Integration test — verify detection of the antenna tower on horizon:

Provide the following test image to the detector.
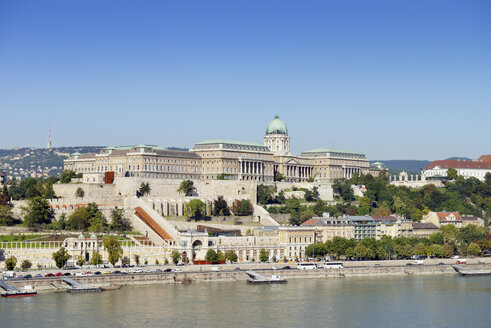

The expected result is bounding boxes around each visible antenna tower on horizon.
[47,121,52,149]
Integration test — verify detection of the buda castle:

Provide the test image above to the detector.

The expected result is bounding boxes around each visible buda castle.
[64,116,379,184]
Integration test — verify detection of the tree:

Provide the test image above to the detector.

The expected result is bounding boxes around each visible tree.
[232,199,253,216]
[468,242,481,256]
[67,207,91,231]
[429,232,444,245]
[439,225,459,244]
[103,238,123,266]
[139,182,151,196]
[177,180,195,196]
[21,259,32,271]
[430,244,444,258]
[44,181,56,199]
[313,199,327,216]
[133,254,140,266]
[109,208,132,232]
[90,251,103,266]
[0,205,18,226]
[304,187,320,202]
[23,197,52,227]
[52,247,71,269]
[185,199,207,220]
[122,256,130,267]
[332,178,355,202]
[213,196,230,216]
[225,250,238,263]
[458,225,486,245]
[205,249,219,264]
[75,187,85,198]
[259,248,269,262]
[5,256,17,270]
[217,251,226,263]
[274,171,285,182]
[60,170,77,184]
[77,255,86,267]
[447,168,458,180]
[171,250,181,265]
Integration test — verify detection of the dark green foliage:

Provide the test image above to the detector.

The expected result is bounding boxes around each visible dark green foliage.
[23,196,52,227]
[274,171,285,182]
[205,249,219,264]
[109,208,132,232]
[5,256,17,270]
[66,203,107,232]
[75,187,85,198]
[138,182,151,196]
[259,248,269,262]
[213,196,230,216]
[177,180,195,196]
[332,178,355,202]
[304,187,320,202]
[60,170,77,184]
[171,250,181,265]
[52,247,71,268]
[232,199,253,216]
[185,199,207,220]
[0,205,19,226]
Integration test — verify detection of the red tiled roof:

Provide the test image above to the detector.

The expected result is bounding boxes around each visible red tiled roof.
[423,160,491,170]
[301,218,321,226]
[478,155,491,162]
[436,212,462,222]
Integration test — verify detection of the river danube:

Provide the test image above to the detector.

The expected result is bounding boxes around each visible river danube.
[1,275,489,328]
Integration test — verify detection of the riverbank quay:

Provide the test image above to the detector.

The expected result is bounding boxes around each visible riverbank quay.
[4,260,490,293]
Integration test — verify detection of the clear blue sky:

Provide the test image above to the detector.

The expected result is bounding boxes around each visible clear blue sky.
[1,0,490,160]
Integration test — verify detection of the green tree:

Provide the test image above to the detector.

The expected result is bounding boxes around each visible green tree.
[103,238,123,267]
[332,178,355,202]
[185,199,207,220]
[439,225,459,244]
[306,243,329,258]
[0,205,18,226]
[133,254,140,266]
[77,255,86,267]
[429,232,444,245]
[468,242,481,256]
[458,225,486,245]
[109,208,132,232]
[213,196,230,216]
[21,259,32,271]
[217,251,226,262]
[60,170,77,184]
[138,182,151,196]
[67,207,91,231]
[447,168,458,180]
[52,247,71,269]
[312,199,327,216]
[44,181,56,199]
[430,244,444,258]
[121,256,130,267]
[232,199,253,216]
[225,250,238,263]
[257,184,274,205]
[171,250,181,265]
[205,249,219,264]
[90,251,103,266]
[177,180,195,196]
[23,196,52,227]
[259,248,269,262]
[5,256,17,270]
[75,187,85,198]
[274,171,285,182]
[304,187,320,202]
[443,243,455,258]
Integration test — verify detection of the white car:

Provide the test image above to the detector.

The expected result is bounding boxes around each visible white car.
[171,268,182,272]
[75,272,83,277]
[133,268,143,273]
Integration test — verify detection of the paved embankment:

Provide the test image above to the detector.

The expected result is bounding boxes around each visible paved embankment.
[6,261,490,293]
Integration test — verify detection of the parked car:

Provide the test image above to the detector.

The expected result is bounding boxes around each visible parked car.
[103,271,113,274]
[282,266,292,270]
[83,272,94,276]
[155,269,163,273]
[75,272,84,277]
[94,271,102,275]
[133,268,143,273]
[438,262,445,266]
[23,274,33,279]
[172,268,182,272]
[34,274,43,278]
[55,272,63,276]
[234,267,241,271]
[63,272,71,276]
[121,271,128,275]
[163,268,172,272]
[45,273,54,277]
[374,264,381,267]
[456,259,467,264]
[113,270,121,274]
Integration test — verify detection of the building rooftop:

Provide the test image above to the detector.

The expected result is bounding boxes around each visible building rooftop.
[301,148,365,156]
[412,222,438,229]
[266,115,288,135]
[423,160,491,170]
[194,139,266,148]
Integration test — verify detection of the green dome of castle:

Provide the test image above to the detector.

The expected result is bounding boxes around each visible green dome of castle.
[266,115,288,135]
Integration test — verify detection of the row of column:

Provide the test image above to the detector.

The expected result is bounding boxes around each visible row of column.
[285,166,313,180]
[344,167,361,179]
[240,161,265,176]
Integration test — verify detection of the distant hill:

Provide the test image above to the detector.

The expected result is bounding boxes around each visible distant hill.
[445,157,473,161]
[373,160,432,174]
